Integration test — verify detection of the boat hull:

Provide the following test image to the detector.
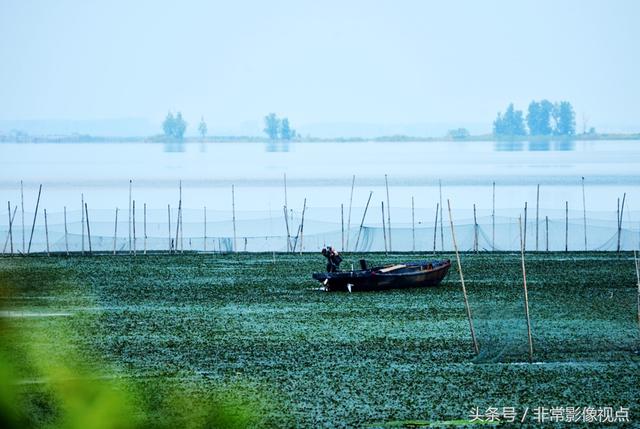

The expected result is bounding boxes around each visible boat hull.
[312,259,451,292]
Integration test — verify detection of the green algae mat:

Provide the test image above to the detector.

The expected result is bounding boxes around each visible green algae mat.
[1,252,639,427]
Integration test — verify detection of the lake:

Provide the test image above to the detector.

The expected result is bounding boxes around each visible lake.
[1,140,639,252]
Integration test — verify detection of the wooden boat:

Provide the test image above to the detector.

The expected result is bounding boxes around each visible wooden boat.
[312,259,451,292]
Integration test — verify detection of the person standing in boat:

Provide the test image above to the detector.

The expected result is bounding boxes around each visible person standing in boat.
[321,246,342,272]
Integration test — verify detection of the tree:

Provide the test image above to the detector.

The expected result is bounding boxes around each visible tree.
[447,128,470,139]
[162,111,187,140]
[163,112,175,137]
[198,117,207,139]
[280,118,295,140]
[553,101,576,136]
[493,103,526,136]
[263,113,281,140]
[527,99,553,135]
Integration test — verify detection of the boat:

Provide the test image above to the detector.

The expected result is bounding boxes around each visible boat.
[312,259,451,292]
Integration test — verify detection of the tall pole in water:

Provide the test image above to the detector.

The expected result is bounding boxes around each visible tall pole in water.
[447,199,479,355]
[27,184,42,254]
[385,174,392,252]
[411,196,415,252]
[81,193,85,255]
[519,216,534,363]
[346,175,355,251]
[582,177,587,251]
[128,180,132,254]
[340,204,344,252]
[432,203,439,254]
[535,184,540,251]
[492,181,495,251]
[381,201,387,254]
[63,206,69,255]
[439,180,444,251]
[232,185,237,252]
[354,191,373,252]
[20,180,25,253]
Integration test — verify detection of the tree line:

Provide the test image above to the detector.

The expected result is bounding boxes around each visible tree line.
[493,100,576,136]
[161,111,297,141]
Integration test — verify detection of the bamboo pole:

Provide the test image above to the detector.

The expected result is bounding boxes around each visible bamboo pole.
[167,204,172,252]
[582,177,587,251]
[354,191,373,252]
[518,216,534,363]
[21,181,25,253]
[232,185,237,252]
[635,250,640,329]
[85,203,92,254]
[340,204,344,252]
[616,198,620,252]
[439,180,444,251]
[133,200,137,255]
[3,204,17,255]
[536,184,540,252]
[179,180,183,253]
[385,174,392,251]
[432,203,439,255]
[203,206,207,252]
[81,193,85,255]
[565,201,569,252]
[473,203,478,253]
[346,175,355,251]
[143,203,147,255]
[44,209,50,256]
[299,198,307,255]
[447,199,479,355]
[381,201,387,255]
[523,201,528,252]
[492,181,495,251]
[6,201,13,255]
[128,180,132,254]
[64,206,69,255]
[283,206,291,252]
[175,199,181,254]
[618,193,626,252]
[545,215,549,252]
[27,184,42,254]
[411,196,415,252]
[113,207,119,255]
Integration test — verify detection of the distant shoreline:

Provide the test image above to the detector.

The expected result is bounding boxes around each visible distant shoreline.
[0,132,639,144]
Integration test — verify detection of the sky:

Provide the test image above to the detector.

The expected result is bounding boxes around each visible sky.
[0,0,638,136]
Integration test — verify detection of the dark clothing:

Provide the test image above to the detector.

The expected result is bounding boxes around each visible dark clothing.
[322,248,342,272]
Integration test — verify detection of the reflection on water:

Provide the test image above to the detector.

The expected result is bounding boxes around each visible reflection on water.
[529,140,550,151]
[163,141,186,153]
[265,140,291,152]
[494,139,575,152]
[495,141,524,151]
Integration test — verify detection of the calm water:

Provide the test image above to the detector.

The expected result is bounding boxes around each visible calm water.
[1,140,638,216]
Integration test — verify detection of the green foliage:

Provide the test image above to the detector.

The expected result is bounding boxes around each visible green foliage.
[197,117,207,139]
[263,114,295,140]
[493,103,526,136]
[553,101,576,135]
[279,118,294,140]
[263,113,280,140]
[162,111,187,140]
[526,100,554,135]
[447,128,470,139]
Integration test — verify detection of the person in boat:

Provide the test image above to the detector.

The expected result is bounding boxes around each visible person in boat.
[321,246,342,272]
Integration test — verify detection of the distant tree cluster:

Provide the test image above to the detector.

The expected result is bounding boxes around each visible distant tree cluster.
[494,100,576,136]
[263,113,296,140]
[162,112,187,140]
[447,128,470,139]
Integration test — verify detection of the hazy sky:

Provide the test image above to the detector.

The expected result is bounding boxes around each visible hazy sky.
[0,0,638,135]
